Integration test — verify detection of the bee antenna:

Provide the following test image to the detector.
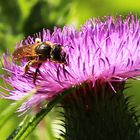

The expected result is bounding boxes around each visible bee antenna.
[65,45,74,49]
[70,45,74,49]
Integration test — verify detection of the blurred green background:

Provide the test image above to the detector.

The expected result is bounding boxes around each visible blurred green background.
[1,0,140,139]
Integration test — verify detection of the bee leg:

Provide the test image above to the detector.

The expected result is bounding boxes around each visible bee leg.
[23,60,41,84]
[33,63,42,84]
[62,64,67,78]
[23,60,33,74]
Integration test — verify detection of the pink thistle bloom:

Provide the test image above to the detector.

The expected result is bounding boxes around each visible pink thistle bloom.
[1,15,140,113]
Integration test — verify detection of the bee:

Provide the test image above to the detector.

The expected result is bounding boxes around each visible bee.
[12,38,68,84]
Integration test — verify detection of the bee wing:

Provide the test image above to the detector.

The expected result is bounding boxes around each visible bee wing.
[12,44,38,61]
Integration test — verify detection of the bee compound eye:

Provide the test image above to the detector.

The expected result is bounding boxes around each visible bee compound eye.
[53,45,62,53]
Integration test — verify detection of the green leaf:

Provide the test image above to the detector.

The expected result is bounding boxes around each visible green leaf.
[0,89,36,128]
[7,87,75,140]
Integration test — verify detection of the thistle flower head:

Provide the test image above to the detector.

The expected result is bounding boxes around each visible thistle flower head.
[2,15,140,112]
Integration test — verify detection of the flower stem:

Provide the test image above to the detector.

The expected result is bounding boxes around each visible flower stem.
[7,87,76,140]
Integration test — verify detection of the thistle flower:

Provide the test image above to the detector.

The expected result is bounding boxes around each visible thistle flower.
[1,15,140,139]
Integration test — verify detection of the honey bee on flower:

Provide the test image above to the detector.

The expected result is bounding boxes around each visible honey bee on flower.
[12,38,68,84]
